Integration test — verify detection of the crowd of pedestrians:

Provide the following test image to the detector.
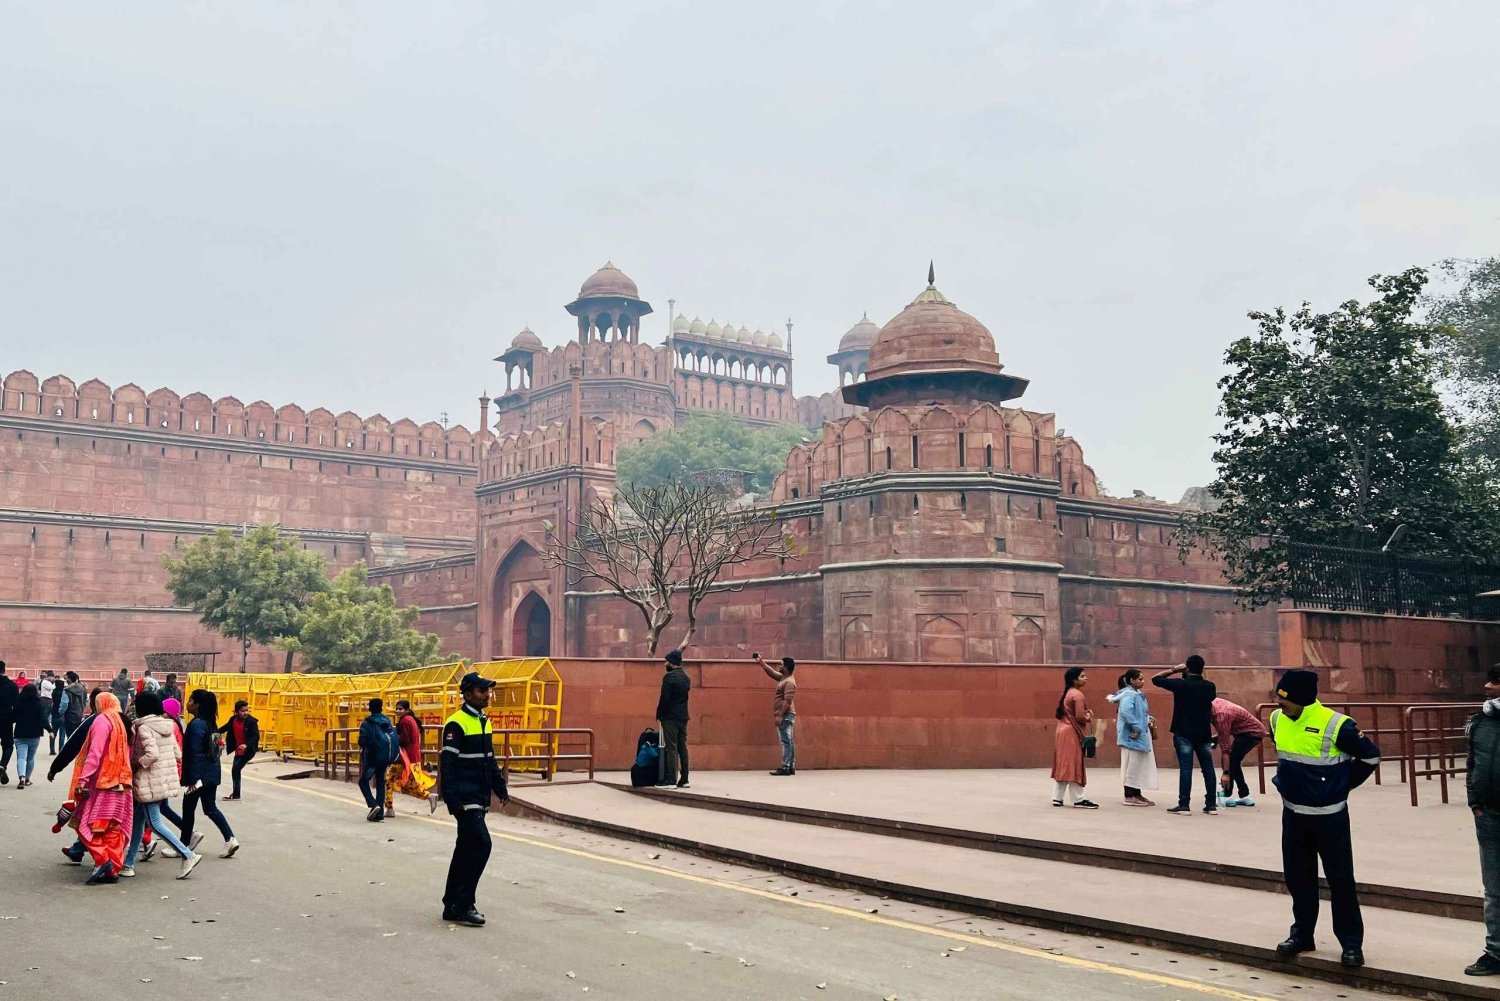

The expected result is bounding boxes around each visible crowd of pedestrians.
[1,663,247,885]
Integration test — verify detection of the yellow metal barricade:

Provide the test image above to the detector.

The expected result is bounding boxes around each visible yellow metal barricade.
[181,659,560,767]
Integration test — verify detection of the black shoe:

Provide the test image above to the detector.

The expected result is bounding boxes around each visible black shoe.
[1466,953,1500,976]
[1073,799,1100,809]
[1276,937,1315,958]
[770,767,792,776]
[442,906,485,926]
[1340,948,1364,968]
[366,805,382,822]
[0,766,8,785]
[1202,808,1219,816]
[85,863,116,885]
[1166,805,1192,815]
[676,780,690,789]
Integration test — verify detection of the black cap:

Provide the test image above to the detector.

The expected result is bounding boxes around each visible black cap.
[459,671,497,691]
[1275,669,1319,706]
[664,650,682,666]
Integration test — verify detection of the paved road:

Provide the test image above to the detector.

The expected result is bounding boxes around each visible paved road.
[0,765,1399,1001]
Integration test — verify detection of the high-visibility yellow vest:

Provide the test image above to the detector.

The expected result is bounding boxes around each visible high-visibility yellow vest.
[1270,700,1354,814]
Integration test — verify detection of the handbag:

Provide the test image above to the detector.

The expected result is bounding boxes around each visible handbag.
[1147,717,1158,740]
[1082,735,1097,759]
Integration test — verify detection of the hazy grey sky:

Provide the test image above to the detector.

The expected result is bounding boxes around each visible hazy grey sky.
[3,3,1497,498]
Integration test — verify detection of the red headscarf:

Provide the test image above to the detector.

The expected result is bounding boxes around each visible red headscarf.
[73,692,132,791]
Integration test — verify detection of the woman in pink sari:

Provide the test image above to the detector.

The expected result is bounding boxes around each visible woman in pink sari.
[72,691,134,884]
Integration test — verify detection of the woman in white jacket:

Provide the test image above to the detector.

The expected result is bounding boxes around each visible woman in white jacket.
[122,692,201,879]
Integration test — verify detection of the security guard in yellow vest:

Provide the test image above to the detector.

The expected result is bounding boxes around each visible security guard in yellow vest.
[1270,669,1380,968]
[438,671,509,926]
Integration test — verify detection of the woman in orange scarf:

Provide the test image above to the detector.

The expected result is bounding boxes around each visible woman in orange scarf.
[72,692,134,884]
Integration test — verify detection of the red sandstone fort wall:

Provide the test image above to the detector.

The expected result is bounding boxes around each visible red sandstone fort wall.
[1279,608,1500,698]
[555,658,1300,771]
[0,370,478,673]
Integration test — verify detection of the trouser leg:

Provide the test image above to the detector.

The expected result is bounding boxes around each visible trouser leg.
[231,753,253,797]
[778,716,795,769]
[359,765,378,808]
[1282,809,1321,944]
[145,802,193,856]
[1194,741,1217,809]
[661,721,681,784]
[125,802,147,867]
[1478,812,1500,959]
[443,810,492,910]
[198,783,234,841]
[180,788,201,842]
[1173,736,1192,808]
[1228,735,1259,797]
[0,721,13,770]
[1317,808,1363,950]
[676,722,690,781]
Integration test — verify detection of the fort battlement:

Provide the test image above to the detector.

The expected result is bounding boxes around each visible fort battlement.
[1,370,475,466]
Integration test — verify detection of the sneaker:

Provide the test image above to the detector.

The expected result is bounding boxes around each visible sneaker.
[1238,796,1256,807]
[221,837,240,858]
[1465,953,1500,976]
[1123,797,1150,807]
[177,854,203,880]
[1073,799,1100,809]
[60,847,83,865]
[367,805,382,822]
[188,833,205,853]
[1223,798,1240,807]
[770,767,792,776]
[224,794,240,801]
[1203,808,1220,816]
[118,866,136,878]
[160,846,181,859]
[140,841,158,862]
[1166,805,1193,815]
[676,781,691,789]
[0,765,8,785]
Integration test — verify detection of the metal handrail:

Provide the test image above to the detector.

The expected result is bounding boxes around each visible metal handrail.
[1403,703,1481,807]
[322,724,594,784]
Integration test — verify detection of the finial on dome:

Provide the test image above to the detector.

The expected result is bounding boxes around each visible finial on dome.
[928,261,935,286]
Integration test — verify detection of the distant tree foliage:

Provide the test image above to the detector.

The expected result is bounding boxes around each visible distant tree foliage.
[1428,256,1500,479]
[278,562,442,674]
[163,525,330,673]
[1182,268,1500,607]
[615,413,809,494]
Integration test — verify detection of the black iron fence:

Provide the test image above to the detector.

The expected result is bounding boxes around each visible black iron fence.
[1287,542,1500,619]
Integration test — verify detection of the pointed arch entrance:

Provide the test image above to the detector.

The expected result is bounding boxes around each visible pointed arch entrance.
[491,540,551,657]
[513,591,552,656]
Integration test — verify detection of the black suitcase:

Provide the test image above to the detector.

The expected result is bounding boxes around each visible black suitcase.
[630,726,661,787]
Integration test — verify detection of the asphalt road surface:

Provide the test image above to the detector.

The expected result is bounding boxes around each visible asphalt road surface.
[0,765,1400,1001]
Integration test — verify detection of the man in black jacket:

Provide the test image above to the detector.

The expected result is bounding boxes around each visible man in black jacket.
[656,650,691,789]
[1152,654,1219,815]
[0,661,16,785]
[439,672,509,927]
[1466,667,1500,977]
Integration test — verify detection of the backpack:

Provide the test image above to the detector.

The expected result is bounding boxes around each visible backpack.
[371,717,401,768]
[630,727,661,787]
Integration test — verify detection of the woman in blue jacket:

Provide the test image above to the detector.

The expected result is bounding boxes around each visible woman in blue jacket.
[179,690,239,858]
[1107,669,1158,806]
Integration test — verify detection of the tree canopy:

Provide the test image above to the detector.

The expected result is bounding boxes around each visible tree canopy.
[614,412,809,494]
[1428,256,1500,479]
[277,562,442,674]
[162,525,330,672]
[1183,268,1500,606]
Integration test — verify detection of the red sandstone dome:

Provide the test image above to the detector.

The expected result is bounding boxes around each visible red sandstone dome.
[838,313,880,352]
[577,261,640,300]
[510,327,543,351]
[844,265,1027,407]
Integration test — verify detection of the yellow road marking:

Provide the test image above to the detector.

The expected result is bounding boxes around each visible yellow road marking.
[248,775,1274,1001]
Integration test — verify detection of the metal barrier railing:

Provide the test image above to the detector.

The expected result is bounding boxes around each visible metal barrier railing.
[1253,701,1410,794]
[1403,703,1481,807]
[322,724,595,785]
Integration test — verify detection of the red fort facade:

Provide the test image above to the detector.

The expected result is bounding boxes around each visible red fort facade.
[390,263,1278,667]
[0,262,1279,672]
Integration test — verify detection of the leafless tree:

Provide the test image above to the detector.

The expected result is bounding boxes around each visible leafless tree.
[541,482,801,655]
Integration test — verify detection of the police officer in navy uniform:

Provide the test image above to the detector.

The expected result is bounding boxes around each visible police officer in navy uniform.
[438,671,509,926]
[1270,669,1381,968]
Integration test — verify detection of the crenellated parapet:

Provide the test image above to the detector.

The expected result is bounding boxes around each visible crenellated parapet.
[480,416,618,485]
[770,401,1095,501]
[0,370,475,465]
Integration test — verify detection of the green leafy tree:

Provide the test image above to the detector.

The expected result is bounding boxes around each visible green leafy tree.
[1182,268,1500,606]
[279,562,442,674]
[615,412,809,493]
[162,525,330,673]
[1428,256,1500,478]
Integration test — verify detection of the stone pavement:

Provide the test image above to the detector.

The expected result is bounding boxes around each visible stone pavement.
[0,758,1396,1001]
[510,767,1496,1000]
